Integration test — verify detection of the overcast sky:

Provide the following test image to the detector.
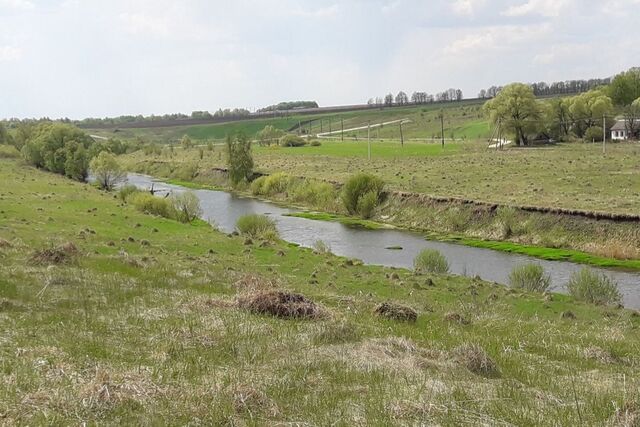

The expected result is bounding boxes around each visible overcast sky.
[1,0,638,119]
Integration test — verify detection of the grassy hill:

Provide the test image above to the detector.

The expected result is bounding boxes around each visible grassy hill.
[1,158,640,424]
[87,100,491,144]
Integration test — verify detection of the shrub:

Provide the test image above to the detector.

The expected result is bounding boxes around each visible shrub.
[567,268,622,306]
[443,207,471,232]
[414,249,449,274]
[128,192,173,219]
[495,206,519,238]
[508,264,551,292]
[309,140,322,147]
[0,145,20,159]
[290,179,338,210]
[341,173,384,218]
[118,184,139,202]
[280,134,307,147]
[236,214,279,241]
[90,151,125,191]
[250,172,291,196]
[584,126,604,142]
[170,191,202,223]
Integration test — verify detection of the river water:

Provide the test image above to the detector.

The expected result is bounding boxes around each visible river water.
[126,174,640,309]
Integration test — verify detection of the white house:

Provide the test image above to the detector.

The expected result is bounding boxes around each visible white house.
[611,120,630,140]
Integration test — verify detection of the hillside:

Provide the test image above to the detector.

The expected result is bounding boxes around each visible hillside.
[1,158,640,424]
[87,100,490,144]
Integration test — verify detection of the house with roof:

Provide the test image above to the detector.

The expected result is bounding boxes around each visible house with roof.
[611,120,632,140]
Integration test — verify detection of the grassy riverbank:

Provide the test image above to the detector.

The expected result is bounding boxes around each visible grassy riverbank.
[2,158,640,425]
[120,143,640,268]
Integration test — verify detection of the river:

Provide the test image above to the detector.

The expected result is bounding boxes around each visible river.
[126,174,640,309]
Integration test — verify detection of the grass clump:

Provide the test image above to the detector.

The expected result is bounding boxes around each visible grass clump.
[312,240,331,254]
[118,184,139,202]
[414,249,449,274]
[341,173,384,219]
[237,290,325,319]
[374,302,418,322]
[236,214,279,241]
[169,191,202,223]
[30,241,78,265]
[453,343,498,377]
[567,268,622,306]
[508,263,551,292]
[0,145,20,158]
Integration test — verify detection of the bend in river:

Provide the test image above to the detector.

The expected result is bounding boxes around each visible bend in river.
[126,173,640,309]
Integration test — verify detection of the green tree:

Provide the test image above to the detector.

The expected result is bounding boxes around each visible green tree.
[63,141,89,181]
[567,90,613,138]
[624,97,640,138]
[483,83,542,146]
[0,122,13,146]
[544,98,572,140]
[608,68,640,106]
[170,191,202,223]
[21,123,94,178]
[256,125,285,146]
[226,133,253,186]
[90,151,125,191]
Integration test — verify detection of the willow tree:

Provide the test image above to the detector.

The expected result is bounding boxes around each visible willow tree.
[483,83,541,146]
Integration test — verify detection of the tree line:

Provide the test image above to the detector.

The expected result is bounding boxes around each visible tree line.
[478,77,612,99]
[257,101,319,113]
[0,121,137,181]
[484,68,640,146]
[367,88,464,106]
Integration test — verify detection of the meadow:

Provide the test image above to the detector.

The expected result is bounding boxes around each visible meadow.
[86,100,491,144]
[2,158,640,425]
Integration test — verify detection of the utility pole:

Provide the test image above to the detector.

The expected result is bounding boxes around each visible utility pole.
[320,119,323,134]
[367,121,371,161]
[298,120,301,136]
[440,111,445,147]
[341,119,344,142]
[399,121,404,147]
[603,114,606,155]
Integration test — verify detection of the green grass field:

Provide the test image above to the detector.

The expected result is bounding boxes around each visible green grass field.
[2,158,640,425]
[88,100,491,144]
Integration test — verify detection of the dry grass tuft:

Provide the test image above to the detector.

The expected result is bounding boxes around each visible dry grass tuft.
[610,402,640,427]
[0,238,12,248]
[232,273,280,293]
[444,312,470,325]
[374,302,418,322]
[79,367,164,409]
[237,290,326,319]
[231,385,279,417]
[30,241,78,265]
[453,343,498,377]
[583,346,618,364]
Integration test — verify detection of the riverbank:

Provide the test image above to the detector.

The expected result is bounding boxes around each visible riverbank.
[3,158,640,425]
[121,155,640,271]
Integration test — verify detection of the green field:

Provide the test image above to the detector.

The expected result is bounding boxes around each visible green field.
[88,100,491,144]
[2,158,640,425]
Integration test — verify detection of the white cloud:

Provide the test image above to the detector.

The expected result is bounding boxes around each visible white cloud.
[444,24,551,55]
[0,45,22,61]
[502,0,573,17]
[0,0,34,10]
[452,0,485,16]
[291,4,339,18]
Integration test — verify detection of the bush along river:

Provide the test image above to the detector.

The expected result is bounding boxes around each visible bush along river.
[126,174,640,309]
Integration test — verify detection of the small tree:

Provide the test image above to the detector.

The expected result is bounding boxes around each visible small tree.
[90,151,125,191]
[257,125,285,146]
[170,191,202,223]
[483,83,542,146]
[226,133,253,186]
[181,135,193,150]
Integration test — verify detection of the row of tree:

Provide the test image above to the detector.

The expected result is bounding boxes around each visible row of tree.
[478,77,613,99]
[484,68,640,146]
[0,121,135,182]
[257,101,319,113]
[367,88,464,106]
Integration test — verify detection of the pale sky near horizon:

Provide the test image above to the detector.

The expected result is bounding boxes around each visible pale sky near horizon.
[0,0,639,119]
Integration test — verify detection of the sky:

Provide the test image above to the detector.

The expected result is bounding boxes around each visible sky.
[0,0,639,119]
